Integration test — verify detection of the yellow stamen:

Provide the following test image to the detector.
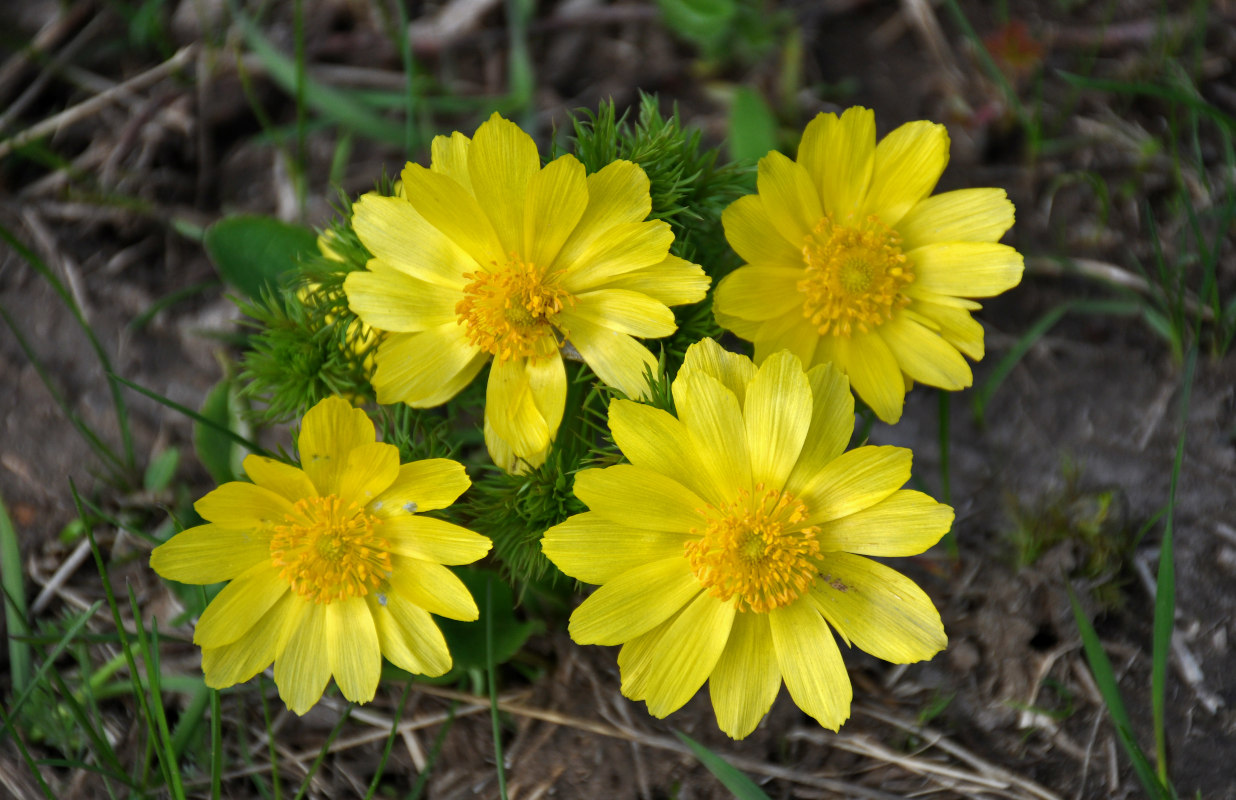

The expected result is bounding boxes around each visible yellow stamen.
[269,496,392,605]
[684,484,821,614]
[455,254,572,362]
[798,213,913,337]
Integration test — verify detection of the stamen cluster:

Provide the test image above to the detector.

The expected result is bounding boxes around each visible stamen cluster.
[270,496,392,604]
[455,255,573,362]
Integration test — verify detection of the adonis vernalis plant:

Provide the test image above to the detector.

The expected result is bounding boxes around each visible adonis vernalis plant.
[344,112,708,472]
[713,106,1024,423]
[542,339,951,738]
[151,397,491,714]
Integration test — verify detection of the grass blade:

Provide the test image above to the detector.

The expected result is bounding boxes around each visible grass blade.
[0,493,32,695]
[111,373,270,458]
[674,731,772,800]
[486,577,509,800]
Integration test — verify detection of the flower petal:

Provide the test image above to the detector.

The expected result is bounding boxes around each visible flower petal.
[751,312,819,371]
[200,592,293,689]
[194,481,294,528]
[401,163,504,266]
[769,597,851,731]
[607,400,723,506]
[367,591,452,677]
[895,188,1015,250]
[818,489,952,556]
[344,267,459,332]
[672,371,752,498]
[600,255,710,306]
[326,597,381,705]
[860,120,950,227]
[525,155,588,267]
[383,516,492,565]
[912,301,984,360]
[823,330,906,424]
[559,288,676,339]
[561,221,675,291]
[370,459,471,515]
[430,131,473,193]
[467,113,542,253]
[709,612,780,740]
[542,512,692,585]
[553,160,652,271]
[756,150,825,246]
[722,194,804,268]
[799,445,911,526]
[878,313,972,390]
[150,524,270,585]
[350,193,473,289]
[798,107,875,217]
[712,265,804,322]
[908,242,1024,298]
[296,397,376,497]
[563,315,659,399]
[569,557,701,645]
[486,356,551,461]
[744,350,812,489]
[372,327,488,408]
[273,601,331,715]
[785,363,854,500]
[194,562,288,648]
[243,455,316,503]
[680,338,757,407]
[337,442,400,507]
[388,557,478,621]
[618,591,735,717]
[573,464,707,531]
[810,552,946,663]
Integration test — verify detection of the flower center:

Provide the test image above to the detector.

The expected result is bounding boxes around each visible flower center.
[684,484,821,614]
[455,254,572,362]
[798,213,913,337]
[269,496,392,604]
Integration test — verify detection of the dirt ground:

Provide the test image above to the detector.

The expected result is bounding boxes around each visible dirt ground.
[2,1,1234,798]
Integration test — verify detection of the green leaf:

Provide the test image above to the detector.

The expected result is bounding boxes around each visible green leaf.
[203,215,317,301]
[0,493,32,696]
[194,380,251,484]
[675,731,771,799]
[144,447,180,492]
[656,0,737,51]
[728,87,778,163]
[435,568,538,673]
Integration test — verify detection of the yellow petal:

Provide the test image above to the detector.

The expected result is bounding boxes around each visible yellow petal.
[344,267,459,332]
[751,313,819,368]
[483,415,531,474]
[525,154,588,267]
[200,592,293,689]
[485,356,551,461]
[569,558,700,645]
[388,557,478,621]
[542,512,692,585]
[468,113,541,253]
[429,131,473,193]
[878,313,972,390]
[573,464,707,532]
[296,397,376,497]
[273,601,331,715]
[527,354,566,445]
[679,338,757,407]
[721,194,804,269]
[607,399,724,506]
[908,242,1024,298]
[799,445,911,526]
[559,288,676,338]
[785,363,854,495]
[768,597,851,731]
[372,327,488,408]
[350,193,472,289]
[744,350,812,489]
[672,371,752,497]
[818,489,952,556]
[860,120,949,227]
[194,481,294,528]
[912,301,984,360]
[326,597,380,705]
[553,160,652,271]
[810,552,946,663]
[370,458,471,514]
[600,255,710,306]
[561,220,675,291]
[714,306,762,341]
[150,524,270,585]
[367,592,452,677]
[336,442,400,507]
[756,150,824,246]
[798,107,875,217]
[824,330,905,423]
[563,316,658,399]
[194,562,288,648]
[895,188,1015,250]
[708,612,780,740]
[401,163,504,266]
[712,265,804,322]
[242,455,316,503]
[383,516,492,565]
[617,591,735,717]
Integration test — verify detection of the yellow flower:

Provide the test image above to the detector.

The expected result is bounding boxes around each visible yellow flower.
[713,106,1023,423]
[150,397,490,714]
[542,339,950,738]
[344,112,708,472]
